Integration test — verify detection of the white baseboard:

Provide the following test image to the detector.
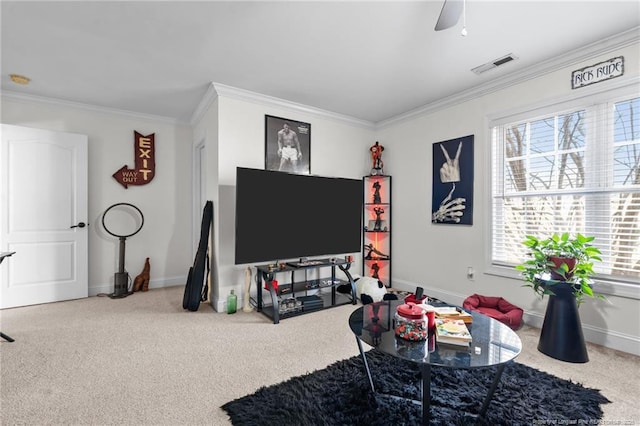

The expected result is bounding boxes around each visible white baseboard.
[391,278,468,306]
[522,311,640,356]
[392,278,640,356]
[212,297,225,313]
[89,275,185,296]
[211,295,251,314]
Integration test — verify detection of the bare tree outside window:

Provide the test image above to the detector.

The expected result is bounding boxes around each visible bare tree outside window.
[493,97,640,282]
[611,99,640,277]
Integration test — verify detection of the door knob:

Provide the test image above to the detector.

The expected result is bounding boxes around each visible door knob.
[70,222,88,229]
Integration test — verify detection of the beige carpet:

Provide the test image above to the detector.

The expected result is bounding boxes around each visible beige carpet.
[1,285,639,425]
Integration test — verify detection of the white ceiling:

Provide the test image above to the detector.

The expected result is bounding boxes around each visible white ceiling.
[2,1,639,124]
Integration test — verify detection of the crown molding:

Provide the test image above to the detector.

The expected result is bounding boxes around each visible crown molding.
[1,90,187,125]
[189,82,219,126]
[486,75,640,127]
[208,82,375,129]
[4,27,637,131]
[377,26,640,129]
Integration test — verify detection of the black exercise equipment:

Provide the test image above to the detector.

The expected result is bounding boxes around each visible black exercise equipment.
[102,203,144,299]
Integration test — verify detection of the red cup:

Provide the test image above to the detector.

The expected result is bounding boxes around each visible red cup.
[422,304,436,330]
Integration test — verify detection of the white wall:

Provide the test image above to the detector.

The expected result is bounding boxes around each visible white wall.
[197,90,376,311]
[192,94,220,305]
[375,42,640,354]
[1,97,193,295]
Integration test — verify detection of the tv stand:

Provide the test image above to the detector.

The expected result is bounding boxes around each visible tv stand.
[253,257,357,324]
[286,259,325,268]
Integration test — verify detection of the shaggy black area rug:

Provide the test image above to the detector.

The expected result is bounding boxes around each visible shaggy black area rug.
[222,350,610,425]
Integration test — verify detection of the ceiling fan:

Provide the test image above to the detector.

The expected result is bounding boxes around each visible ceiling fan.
[434,0,465,32]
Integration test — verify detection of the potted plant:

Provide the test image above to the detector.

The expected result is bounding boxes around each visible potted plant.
[515,232,604,306]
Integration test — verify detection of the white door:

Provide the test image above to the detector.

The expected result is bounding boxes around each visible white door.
[1,124,88,308]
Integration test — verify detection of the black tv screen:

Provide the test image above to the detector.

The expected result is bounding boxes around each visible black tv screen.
[235,167,362,265]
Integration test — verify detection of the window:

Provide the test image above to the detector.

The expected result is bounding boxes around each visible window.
[491,95,640,289]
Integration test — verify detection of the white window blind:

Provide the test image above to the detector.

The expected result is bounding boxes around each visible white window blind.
[491,96,640,284]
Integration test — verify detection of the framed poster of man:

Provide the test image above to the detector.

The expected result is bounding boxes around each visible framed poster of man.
[265,115,311,174]
[431,135,474,225]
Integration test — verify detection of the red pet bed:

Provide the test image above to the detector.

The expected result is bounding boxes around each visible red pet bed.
[463,294,523,330]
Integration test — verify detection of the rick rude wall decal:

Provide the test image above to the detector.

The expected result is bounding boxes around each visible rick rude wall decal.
[431,135,474,225]
[113,131,156,188]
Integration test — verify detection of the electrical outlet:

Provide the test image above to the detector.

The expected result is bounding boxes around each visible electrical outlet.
[467,266,475,281]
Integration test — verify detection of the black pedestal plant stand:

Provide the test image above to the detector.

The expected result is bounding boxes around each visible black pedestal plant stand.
[537,281,588,363]
[516,233,605,364]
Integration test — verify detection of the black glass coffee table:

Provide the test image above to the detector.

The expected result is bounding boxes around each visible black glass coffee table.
[348,300,521,425]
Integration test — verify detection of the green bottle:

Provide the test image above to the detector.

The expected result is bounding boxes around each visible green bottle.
[227,289,237,314]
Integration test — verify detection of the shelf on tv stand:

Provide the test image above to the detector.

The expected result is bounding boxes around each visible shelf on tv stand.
[254,257,357,324]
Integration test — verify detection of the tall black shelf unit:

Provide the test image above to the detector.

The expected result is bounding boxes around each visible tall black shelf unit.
[363,175,391,287]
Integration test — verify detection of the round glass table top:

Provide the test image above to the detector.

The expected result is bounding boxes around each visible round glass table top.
[349,300,522,369]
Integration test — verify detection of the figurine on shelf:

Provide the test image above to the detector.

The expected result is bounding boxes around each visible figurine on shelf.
[370,262,380,279]
[372,181,382,204]
[373,206,385,231]
[364,243,389,260]
[369,141,385,175]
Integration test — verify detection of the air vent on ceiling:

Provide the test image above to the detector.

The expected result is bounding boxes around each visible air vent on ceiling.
[471,53,518,75]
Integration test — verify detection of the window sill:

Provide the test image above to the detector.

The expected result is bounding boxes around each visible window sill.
[486,264,640,301]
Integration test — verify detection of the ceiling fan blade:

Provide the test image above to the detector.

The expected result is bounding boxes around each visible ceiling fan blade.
[434,0,464,31]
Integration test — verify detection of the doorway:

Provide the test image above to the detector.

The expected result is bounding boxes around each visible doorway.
[1,124,89,308]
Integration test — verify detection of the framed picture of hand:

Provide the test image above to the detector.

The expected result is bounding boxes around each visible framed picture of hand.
[431,135,474,225]
[265,115,311,175]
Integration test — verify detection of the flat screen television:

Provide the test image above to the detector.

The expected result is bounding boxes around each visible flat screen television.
[235,167,362,265]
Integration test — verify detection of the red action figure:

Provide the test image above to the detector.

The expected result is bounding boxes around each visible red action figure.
[369,141,385,175]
